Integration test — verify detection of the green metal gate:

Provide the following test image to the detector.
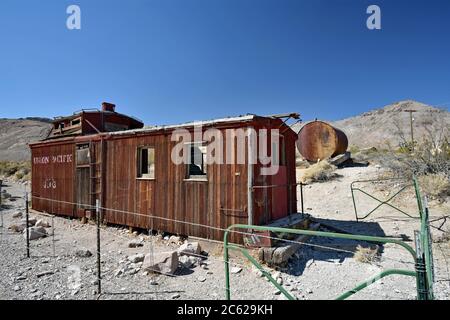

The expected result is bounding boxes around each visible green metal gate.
[223,177,434,300]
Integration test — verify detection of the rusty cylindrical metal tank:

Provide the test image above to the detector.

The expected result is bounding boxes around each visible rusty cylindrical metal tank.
[296,120,348,162]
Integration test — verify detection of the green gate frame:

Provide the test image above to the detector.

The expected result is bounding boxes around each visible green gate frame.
[223,177,434,300]
[350,178,417,221]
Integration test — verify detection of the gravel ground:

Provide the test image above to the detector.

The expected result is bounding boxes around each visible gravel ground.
[1,165,449,300]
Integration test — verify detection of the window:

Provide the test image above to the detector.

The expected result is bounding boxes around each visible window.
[71,118,81,126]
[76,144,90,166]
[137,147,155,179]
[187,142,207,179]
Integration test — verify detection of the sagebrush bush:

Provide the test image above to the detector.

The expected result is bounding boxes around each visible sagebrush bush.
[300,160,338,183]
[0,161,31,181]
[384,139,450,197]
[354,245,379,264]
[419,174,450,199]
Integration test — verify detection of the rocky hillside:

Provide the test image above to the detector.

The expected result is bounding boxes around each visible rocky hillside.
[0,118,52,161]
[293,100,450,149]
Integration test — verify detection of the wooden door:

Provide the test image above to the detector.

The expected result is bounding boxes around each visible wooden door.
[75,144,91,218]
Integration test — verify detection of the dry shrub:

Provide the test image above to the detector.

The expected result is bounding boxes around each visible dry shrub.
[0,161,31,181]
[354,245,379,264]
[300,160,337,183]
[419,174,450,199]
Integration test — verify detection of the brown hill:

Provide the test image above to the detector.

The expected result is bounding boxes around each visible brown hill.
[0,118,52,162]
[293,100,450,150]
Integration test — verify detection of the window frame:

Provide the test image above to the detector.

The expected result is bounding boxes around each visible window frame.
[136,145,156,180]
[184,141,208,181]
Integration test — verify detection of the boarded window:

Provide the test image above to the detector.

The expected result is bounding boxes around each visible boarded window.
[187,143,207,179]
[138,147,155,179]
[76,144,90,166]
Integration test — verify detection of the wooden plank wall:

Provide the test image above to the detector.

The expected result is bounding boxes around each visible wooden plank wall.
[31,142,75,216]
[103,127,250,244]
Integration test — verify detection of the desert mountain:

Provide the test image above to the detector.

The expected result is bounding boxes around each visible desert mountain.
[0,100,449,162]
[293,100,450,150]
[0,118,52,161]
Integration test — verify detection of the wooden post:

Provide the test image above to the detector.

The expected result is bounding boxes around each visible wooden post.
[0,180,3,229]
[404,110,417,152]
[96,199,101,294]
[25,192,30,258]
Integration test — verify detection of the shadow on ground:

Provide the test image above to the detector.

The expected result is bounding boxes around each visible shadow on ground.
[285,217,387,277]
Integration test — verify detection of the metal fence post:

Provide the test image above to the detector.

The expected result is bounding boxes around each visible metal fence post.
[25,191,30,258]
[414,230,428,300]
[96,199,101,294]
[52,215,56,258]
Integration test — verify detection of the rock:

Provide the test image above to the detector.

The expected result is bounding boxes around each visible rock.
[12,212,23,218]
[21,217,37,226]
[168,235,182,244]
[2,192,11,199]
[36,271,54,278]
[142,251,179,275]
[253,268,264,277]
[179,255,199,269]
[273,290,281,295]
[114,268,124,277]
[150,280,158,285]
[306,288,313,294]
[277,277,283,285]
[171,293,180,299]
[35,219,50,228]
[178,242,201,257]
[127,253,145,263]
[23,226,47,240]
[75,248,92,258]
[128,240,143,248]
[9,223,26,233]
[230,267,242,274]
[13,285,21,291]
[71,289,79,296]
[197,276,206,282]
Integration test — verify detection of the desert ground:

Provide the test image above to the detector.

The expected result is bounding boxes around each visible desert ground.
[1,164,449,300]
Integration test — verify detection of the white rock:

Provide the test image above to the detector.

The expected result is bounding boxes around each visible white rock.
[13,285,21,291]
[178,242,201,256]
[168,235,181,244]
[35,219,50,228]
[197,276,206,282]
[179,255,199,268]
[114,268,124,277]
[171,293,180,299]
[142,251,179,275]
[230,267,242,274]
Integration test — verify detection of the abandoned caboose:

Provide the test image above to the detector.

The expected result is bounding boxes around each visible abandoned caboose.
[30,103,300,243]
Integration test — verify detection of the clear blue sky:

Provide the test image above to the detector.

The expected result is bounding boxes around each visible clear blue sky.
[1,0,449,125]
